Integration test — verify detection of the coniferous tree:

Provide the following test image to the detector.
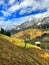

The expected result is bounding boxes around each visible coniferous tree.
[6,31,11,37]
[0,28,11,37]
[0,28,5,34]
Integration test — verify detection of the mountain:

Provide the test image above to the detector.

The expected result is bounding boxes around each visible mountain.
[14,12,49,30]
[18,15,49,29]
[0,34,49,65]
[18,18,37,29]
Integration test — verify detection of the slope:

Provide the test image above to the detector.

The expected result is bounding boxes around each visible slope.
[11,28,49,40]
[0,34,49,65]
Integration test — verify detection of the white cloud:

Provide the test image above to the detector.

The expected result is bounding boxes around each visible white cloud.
[0,17,5,21]
[1,0,49,16]
[0,20,16,29]
[8,0,15,5]
[1,10,11,17]
[8,0,49,14]
[8,4,20,12]
[19,9,26,15]
[20,0,34,7]
[8,0,37,12]
[0,0,49,15]
[37,0,49,10]
[0,0,4,5]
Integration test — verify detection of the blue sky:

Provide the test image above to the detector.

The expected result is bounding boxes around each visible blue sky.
[0,0,49,28]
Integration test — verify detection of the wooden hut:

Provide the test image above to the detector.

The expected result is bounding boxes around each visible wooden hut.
[35,41,41,47]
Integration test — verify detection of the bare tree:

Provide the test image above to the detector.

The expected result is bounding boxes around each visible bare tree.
[23,31,30,48]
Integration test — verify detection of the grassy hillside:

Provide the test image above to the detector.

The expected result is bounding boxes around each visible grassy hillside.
[11,28,49,49]
[12,28,49,40]
[11,28,42,39]
[0,34,49,65]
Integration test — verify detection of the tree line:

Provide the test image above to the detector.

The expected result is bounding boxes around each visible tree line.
[0,28,11,37]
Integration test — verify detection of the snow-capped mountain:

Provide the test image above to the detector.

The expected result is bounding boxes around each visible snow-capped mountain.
[18,12,49,29]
